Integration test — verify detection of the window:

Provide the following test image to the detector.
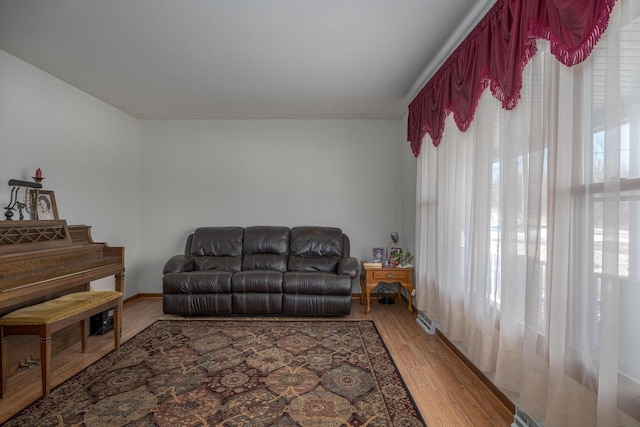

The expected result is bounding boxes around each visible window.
[568,13,640,415]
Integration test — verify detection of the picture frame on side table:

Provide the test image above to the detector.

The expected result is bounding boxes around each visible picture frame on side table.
[388,247,401,266]
[372,247,384,263]
[31,190,59,220]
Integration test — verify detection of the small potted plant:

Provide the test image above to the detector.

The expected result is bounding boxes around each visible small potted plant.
[393,249,414,267]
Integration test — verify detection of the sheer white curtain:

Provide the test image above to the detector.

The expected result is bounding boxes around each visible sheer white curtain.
[414,1,640,425]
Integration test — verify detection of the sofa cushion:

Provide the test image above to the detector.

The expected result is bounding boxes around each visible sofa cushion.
[290,226,342,257]
[288,226,343,272]
[242,226,289,271]
[243,226,289,254]
[282,272,352,295]
[195,257,242,272]
[232,271,283,293]
[191,227,244,272]
[163,271,233,294]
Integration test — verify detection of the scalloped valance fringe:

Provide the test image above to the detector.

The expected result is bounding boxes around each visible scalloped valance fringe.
[407,0,617,156]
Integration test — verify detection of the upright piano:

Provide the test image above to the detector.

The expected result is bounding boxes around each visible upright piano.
[0,220,124,374]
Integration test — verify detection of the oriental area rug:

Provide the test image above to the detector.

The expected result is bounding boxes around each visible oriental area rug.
[6,320,426,426]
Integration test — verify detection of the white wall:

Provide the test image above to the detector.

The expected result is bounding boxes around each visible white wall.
[138,119,404,293]
[0,50,141,298]
[0,48,417,298]
[400,114,417,257]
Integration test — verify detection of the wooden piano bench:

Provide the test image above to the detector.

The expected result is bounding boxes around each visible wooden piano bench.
[0,290,122,399]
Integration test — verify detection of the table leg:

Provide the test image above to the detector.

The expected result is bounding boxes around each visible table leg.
[40,333,51,397]
[407,285,414,314]
[0,331,6,399]
[80,319,87,352]
[114,298,122,351]
[365,285,371,315]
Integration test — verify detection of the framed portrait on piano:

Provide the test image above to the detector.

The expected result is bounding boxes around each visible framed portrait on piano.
[30,190,59,220]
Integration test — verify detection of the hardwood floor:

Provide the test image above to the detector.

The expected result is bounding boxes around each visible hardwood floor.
[0,296,513,426]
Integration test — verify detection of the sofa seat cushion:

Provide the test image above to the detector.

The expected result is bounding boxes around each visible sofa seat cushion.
[232,271,283,293]
[242,254,288,272]
[163,271,232,294]
[194,256,242,272]
[283,272,352,295]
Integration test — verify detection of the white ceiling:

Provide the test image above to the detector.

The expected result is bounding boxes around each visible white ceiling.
[0,0,493,120]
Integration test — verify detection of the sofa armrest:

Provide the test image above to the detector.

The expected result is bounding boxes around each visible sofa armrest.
[163,255,195,274]
[337,257,359,279]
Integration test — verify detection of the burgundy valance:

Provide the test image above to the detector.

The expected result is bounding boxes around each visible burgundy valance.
[407,0,616,156]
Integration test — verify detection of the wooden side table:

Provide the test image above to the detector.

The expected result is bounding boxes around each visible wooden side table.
[359,264,414,315]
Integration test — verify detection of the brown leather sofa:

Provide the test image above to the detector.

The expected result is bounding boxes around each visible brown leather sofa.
[162,226,359,316]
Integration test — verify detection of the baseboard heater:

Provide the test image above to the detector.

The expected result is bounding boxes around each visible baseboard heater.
[416,310,437,335]
[512,407,543,427]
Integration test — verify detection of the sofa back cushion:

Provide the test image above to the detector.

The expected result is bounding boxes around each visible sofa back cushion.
[242,226,290,272]
[191,227,244,272]
[288,226,343,272]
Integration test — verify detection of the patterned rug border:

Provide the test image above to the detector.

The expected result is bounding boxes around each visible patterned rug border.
[7,318,427,426]
[360,319,427,426]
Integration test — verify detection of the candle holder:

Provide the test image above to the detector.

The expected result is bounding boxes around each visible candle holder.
[33,168,44,184]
